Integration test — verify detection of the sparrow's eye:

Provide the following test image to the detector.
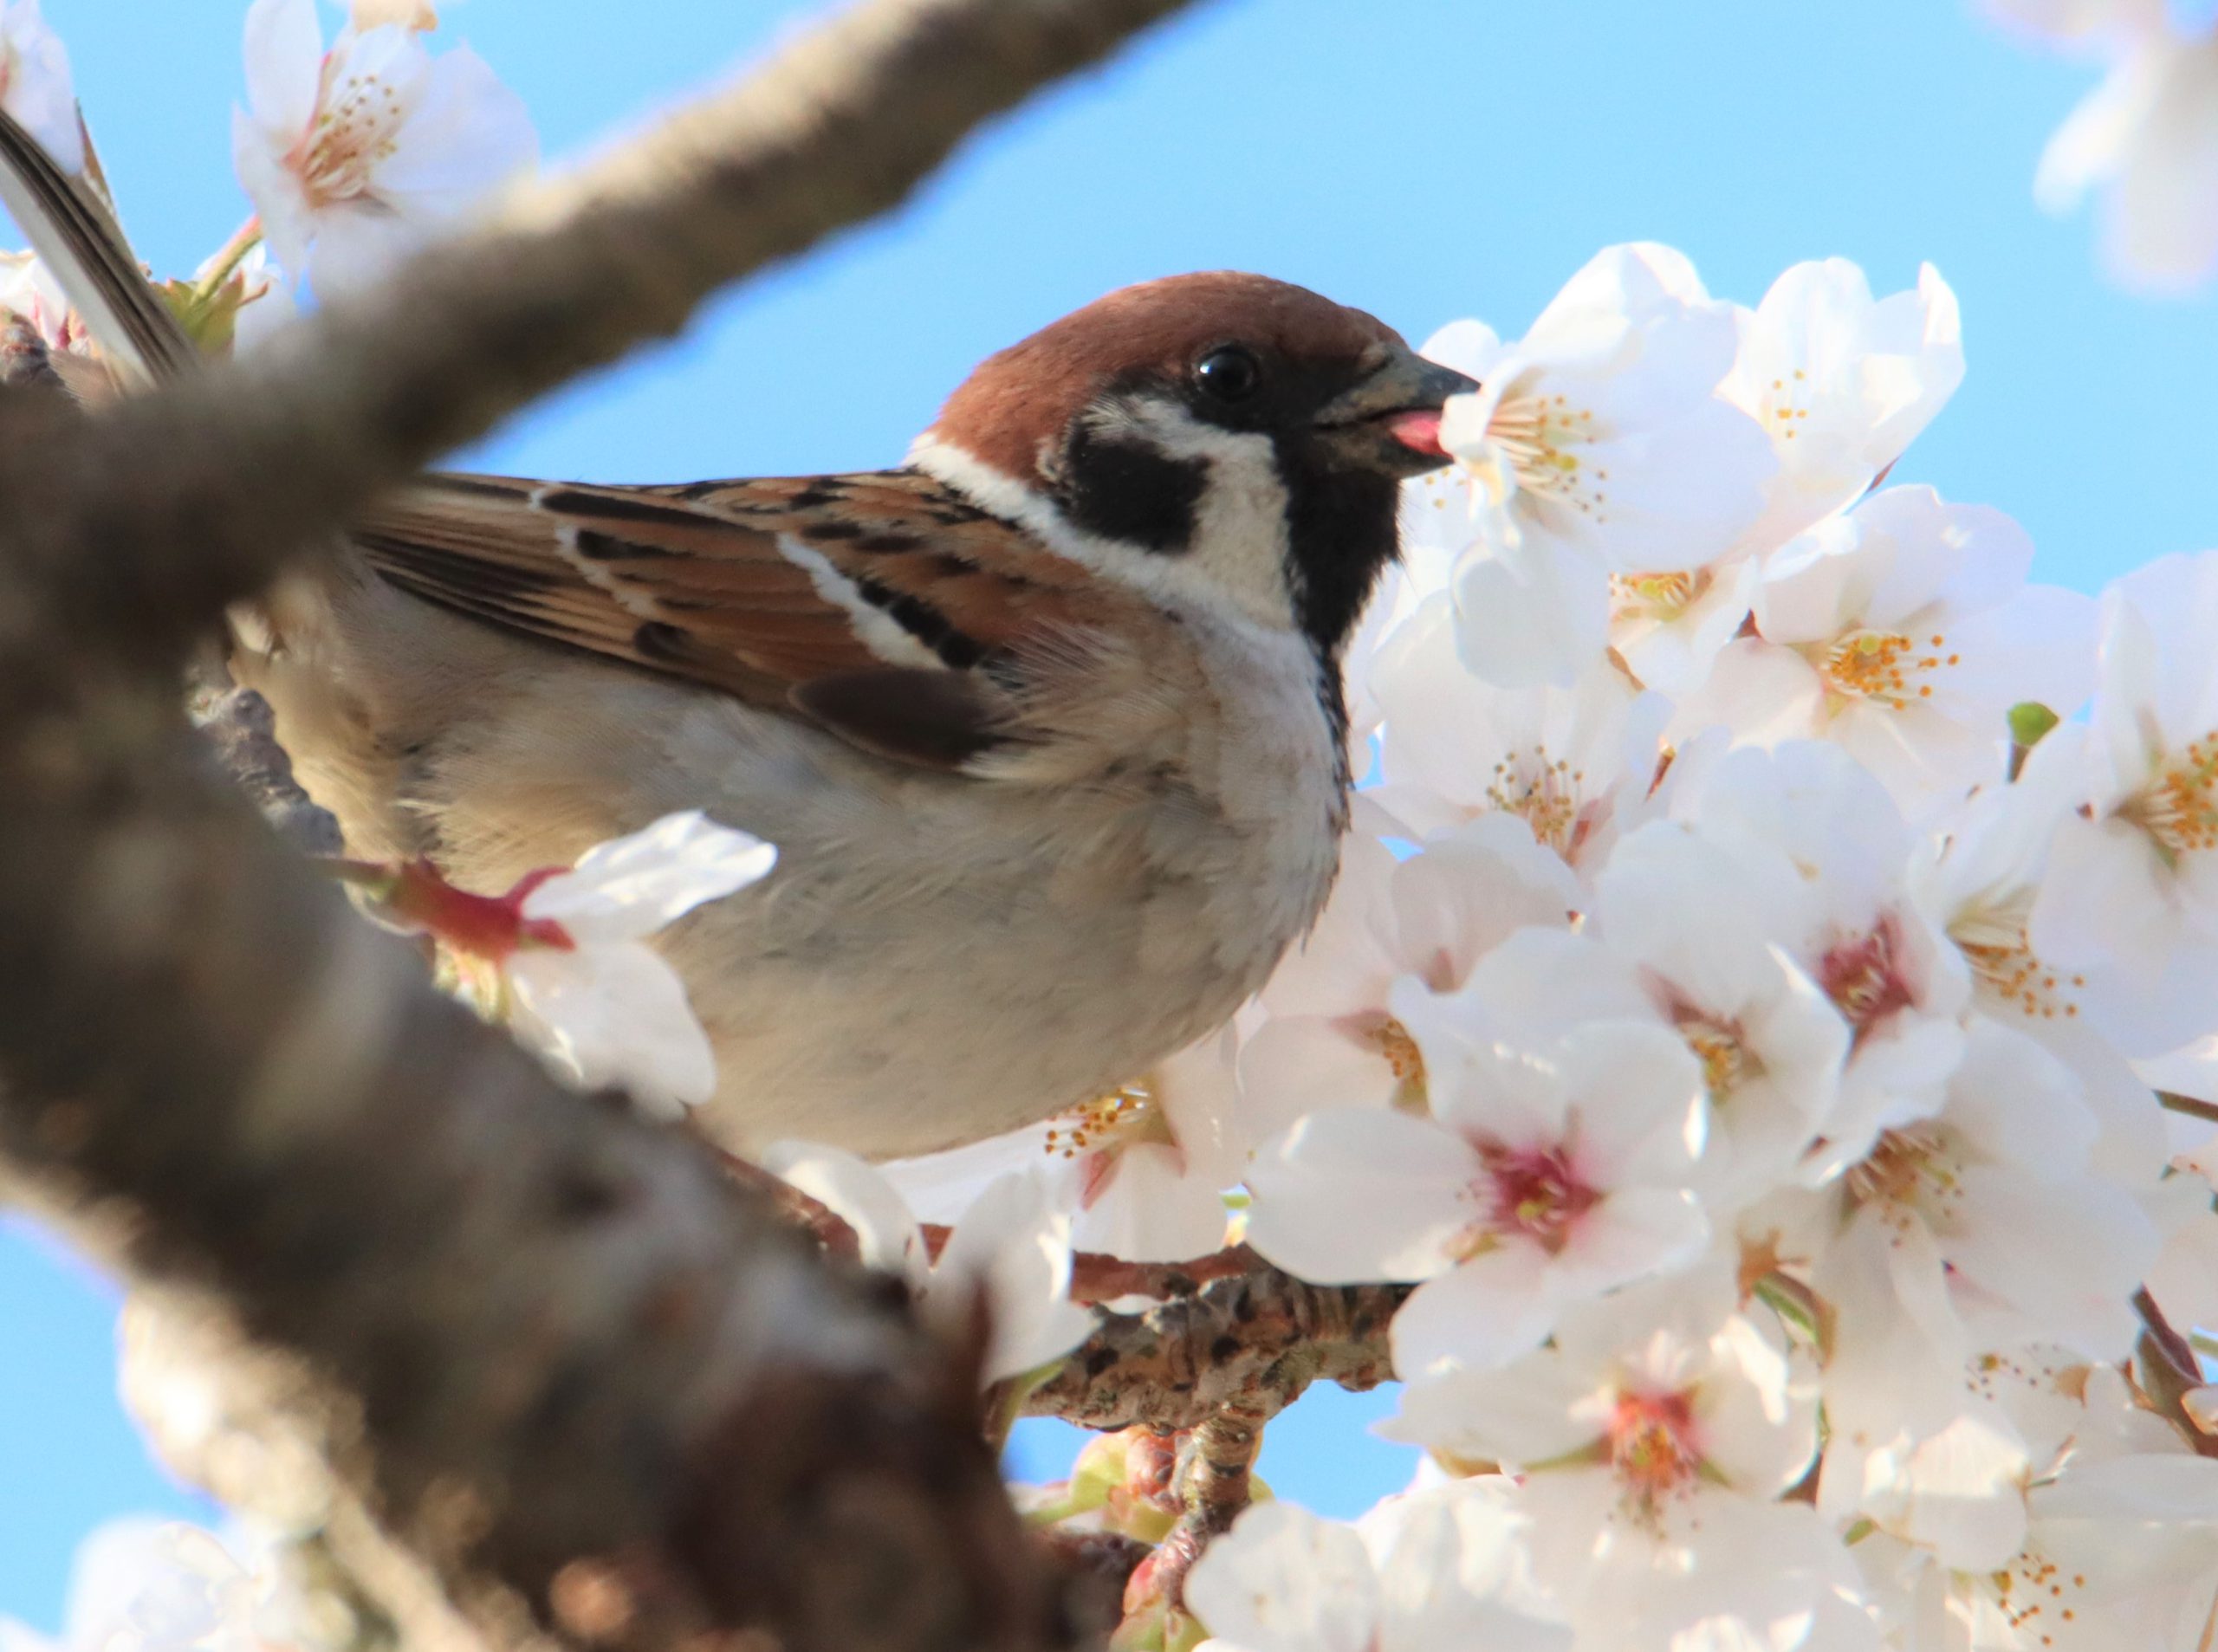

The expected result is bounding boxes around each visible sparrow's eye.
[1193,345,1262,405]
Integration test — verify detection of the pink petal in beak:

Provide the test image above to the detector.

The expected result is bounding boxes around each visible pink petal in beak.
[1386,410,1447,458]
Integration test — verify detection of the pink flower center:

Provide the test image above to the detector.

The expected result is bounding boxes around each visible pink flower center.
[1611,569,1707,624]
[1817,914,1916,1039]
[1609,1389,1702,1519]
[1339,1013,1430,1112]
[1952,895,2085,1024]
[1846,1124,1964,1226]
[1475,1143,1599,1256]
[1484,742,1599,859]
[1486,391,1611,518]
[1666,998,1757,1103]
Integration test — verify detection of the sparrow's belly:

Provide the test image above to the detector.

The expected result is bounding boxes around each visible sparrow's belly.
[250,599,1344,1159]
[666,826,1298,1157]
[648,700,1341,1157]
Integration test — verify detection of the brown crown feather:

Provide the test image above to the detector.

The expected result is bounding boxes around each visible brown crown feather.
[928,271,1408,483]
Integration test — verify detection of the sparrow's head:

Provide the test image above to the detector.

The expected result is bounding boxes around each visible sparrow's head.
[913,272,1475,658]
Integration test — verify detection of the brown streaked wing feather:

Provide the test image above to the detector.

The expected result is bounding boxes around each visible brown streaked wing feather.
[353,469,1146,768]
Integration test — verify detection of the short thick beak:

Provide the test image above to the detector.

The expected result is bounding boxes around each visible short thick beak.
[1313,348,1480,476]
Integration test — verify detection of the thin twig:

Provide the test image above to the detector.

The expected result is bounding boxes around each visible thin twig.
[2160,1091,2218,1126]
[1147,1398,1271,1607]
[2133,1288,2218,1459]
[1069,1245,1260,1305]
[716,1147,864,1261]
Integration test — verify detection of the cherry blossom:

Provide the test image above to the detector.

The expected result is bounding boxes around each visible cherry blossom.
[232,0,536,295]
[1389,1269,1873,1652]
[1854,1381,2218,1652]
[1910,749,2096,1036]
[1671,742,1972,1177]
[1720,262,1964,555]
[1240,807,1578,1124]
[1806,1020,2158,1558]
[1591,823,1853,1211]
[1907,749,2182,1178]
[885,1027,1257,1264]
[1370,594,1670,875]
[1184,1487,1569,1652]
[1608,260,1963,698]
[1417,243,1776,689]
[2035,26,2218,291]
[2033,552,2218,1053]
[0,1,81,174]
[1245,1016,1707,1372]
[1674,487,2093,813]
[361,810,775,1115]
[764,1147,1094,1383]
[1608,554,1764,699]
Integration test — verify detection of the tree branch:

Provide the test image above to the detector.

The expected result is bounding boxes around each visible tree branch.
[1023,1264,1405,1434]
[20,0,1200,665]
[0,0,1208,1645]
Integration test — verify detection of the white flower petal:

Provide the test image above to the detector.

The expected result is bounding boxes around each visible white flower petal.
[1449,532,1610,690]
[928,1172,1093,1383]
[1244,1109,1479,1284]
[240,0,324,141]
[522,811,775,943]
[376,44,537,208]
[508,941,714,1115]
[1185,1503,1382,1652]
[761,1141,927,1283]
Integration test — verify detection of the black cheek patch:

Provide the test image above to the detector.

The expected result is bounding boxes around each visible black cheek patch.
[1059,425,1208,554]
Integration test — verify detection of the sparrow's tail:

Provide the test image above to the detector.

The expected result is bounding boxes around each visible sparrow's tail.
[0,107,195,387]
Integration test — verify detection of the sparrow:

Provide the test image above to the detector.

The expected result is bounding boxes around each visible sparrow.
[0,113,1475,1158]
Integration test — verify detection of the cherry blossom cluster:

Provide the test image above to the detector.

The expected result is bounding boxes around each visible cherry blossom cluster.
[1006,244,2218,1651]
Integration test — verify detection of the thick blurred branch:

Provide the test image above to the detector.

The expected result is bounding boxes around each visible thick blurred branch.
[0,0,1201,1647]
[18,0,1200,668]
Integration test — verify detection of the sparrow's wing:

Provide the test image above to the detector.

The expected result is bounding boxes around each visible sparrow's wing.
[356,471,1157,769]
[0,107,1162,774]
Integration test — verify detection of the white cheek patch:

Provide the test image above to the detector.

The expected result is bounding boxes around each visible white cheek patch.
[1086,398,1294,628]
[909,410,1299,638]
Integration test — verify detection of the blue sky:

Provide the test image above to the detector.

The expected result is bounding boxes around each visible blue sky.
[3,0,2214,1628]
